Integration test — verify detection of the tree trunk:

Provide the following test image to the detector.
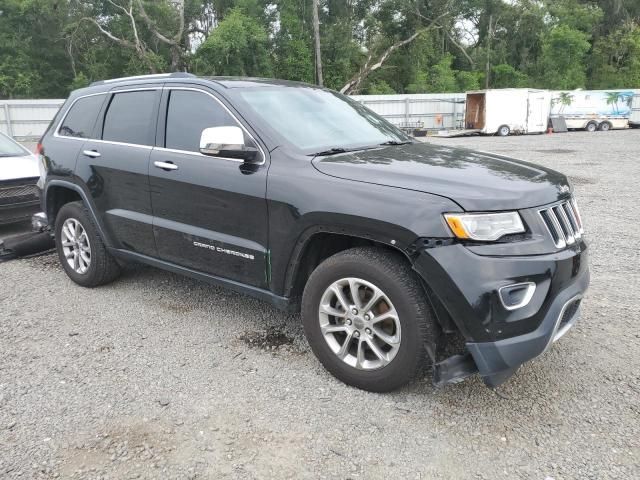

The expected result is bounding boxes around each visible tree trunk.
[312,0,323,87]
[485,13,492,89]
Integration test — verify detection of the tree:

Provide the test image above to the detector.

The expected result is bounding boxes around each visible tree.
[491,64,529,88]
[76,0,187,73]
[537,25,591,89]
[312,0,323,86]
[194,8,272,77]
[590,23,640,88]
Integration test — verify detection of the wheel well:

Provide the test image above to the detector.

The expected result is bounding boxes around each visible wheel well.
[46,186,82,225]
[287,232,408,302]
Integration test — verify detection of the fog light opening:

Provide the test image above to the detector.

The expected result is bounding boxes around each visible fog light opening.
[498,282,536,311]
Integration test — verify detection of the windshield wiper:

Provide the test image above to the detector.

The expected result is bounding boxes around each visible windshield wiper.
[309,146,378,157]
[310,147,348,156]
[379,140,412,146]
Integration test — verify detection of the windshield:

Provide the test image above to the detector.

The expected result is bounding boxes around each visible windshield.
[236,87,410,152]
[0,133,28,157]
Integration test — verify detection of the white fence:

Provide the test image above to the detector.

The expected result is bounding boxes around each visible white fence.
[0,99,64,140]
[2,94,470,140]
[352,93,466,129]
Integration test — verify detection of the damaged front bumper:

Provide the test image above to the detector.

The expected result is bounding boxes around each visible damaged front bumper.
[413,240,589,388]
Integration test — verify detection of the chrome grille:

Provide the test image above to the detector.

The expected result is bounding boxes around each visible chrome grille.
[539,198,584,248]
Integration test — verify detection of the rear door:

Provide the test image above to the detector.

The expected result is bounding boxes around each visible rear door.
[76,87,161,256]
[148,86,269,288]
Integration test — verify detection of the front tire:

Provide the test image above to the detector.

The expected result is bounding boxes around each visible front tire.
[598,121,612,131]
[55,201,120,287]
[301,247,435,392]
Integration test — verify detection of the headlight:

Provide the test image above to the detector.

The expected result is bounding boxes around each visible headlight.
[444,212,525,241]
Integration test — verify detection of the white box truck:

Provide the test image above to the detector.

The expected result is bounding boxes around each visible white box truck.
[630,91,640,128]
[550,90,634,132]
[463,88,552,136]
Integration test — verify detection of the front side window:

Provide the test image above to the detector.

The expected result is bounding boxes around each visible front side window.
[103,91,157,145]
[165,90,237,152]
[58,95,105,139]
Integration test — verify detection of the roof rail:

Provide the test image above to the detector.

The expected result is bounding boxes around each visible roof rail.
[89,72,195,87]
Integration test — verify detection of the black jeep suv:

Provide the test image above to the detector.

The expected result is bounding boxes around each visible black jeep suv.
[37,73,589,391]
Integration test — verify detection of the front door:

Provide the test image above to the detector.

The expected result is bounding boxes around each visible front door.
[148,87,269,288]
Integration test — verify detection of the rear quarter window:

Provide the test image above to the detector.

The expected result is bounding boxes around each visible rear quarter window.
[58,95,106,139]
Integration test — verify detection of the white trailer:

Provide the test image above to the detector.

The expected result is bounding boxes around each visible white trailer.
[630,92,640,128]
[463,88,551,136]
[550,90,634,132]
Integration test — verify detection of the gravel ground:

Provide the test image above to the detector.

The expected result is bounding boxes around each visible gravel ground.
[1,131,639,479]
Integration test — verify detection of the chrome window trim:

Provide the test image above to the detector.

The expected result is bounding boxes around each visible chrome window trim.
[153,146,242,163]
[52,85,267,165]
[498,282,536,311]
[162,86,267,166]
[53,87,160,146]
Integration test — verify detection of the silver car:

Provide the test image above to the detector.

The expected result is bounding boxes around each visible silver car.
[0,132,40,224]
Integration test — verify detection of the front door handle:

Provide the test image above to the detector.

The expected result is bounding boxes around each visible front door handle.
[83,150,101,158]
[154,161,178,171]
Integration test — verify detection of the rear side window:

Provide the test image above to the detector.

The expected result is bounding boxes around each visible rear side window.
[103,91,157,145]
[58,95,105,138]
[165,90,237,152]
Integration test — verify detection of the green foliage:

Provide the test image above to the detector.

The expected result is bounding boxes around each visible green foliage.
[455,70,482,91]
[365,80,397,95]
[194,8,272,77]
[0,0,639,99]
[537,25,591,89]
[491,64,529,88]
[590,23,640,88]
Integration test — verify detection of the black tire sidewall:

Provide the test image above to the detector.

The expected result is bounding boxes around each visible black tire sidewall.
[497,125,510,136]
[302,255,428,391]
[55,202,102,287]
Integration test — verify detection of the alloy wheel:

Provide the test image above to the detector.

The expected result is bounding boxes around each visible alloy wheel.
[61,217,92,274]
[318,277,401,370]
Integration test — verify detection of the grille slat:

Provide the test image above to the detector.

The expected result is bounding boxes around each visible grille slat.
[539,198,583,249]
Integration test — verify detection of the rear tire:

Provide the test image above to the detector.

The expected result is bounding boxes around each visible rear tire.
[301,247,435,392]
[598,121,612,131]
[55,201,120,287]
[585,122,597,132]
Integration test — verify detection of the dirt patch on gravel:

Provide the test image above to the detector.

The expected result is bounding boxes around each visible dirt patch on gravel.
[239,329,297,351]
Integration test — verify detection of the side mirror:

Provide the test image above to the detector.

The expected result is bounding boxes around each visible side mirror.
[199,126,258,162]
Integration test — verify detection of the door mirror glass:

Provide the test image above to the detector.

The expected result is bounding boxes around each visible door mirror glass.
[199,126,258,162]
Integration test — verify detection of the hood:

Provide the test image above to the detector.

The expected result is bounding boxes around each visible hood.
[0,154,39,182]
[311,142,570,211]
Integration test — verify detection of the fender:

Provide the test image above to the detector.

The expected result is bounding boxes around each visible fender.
[281,221,418,298]
[44,179,113,247]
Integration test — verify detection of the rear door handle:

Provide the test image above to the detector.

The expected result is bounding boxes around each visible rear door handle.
[154,161,178,171]
[83,150,101,158]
